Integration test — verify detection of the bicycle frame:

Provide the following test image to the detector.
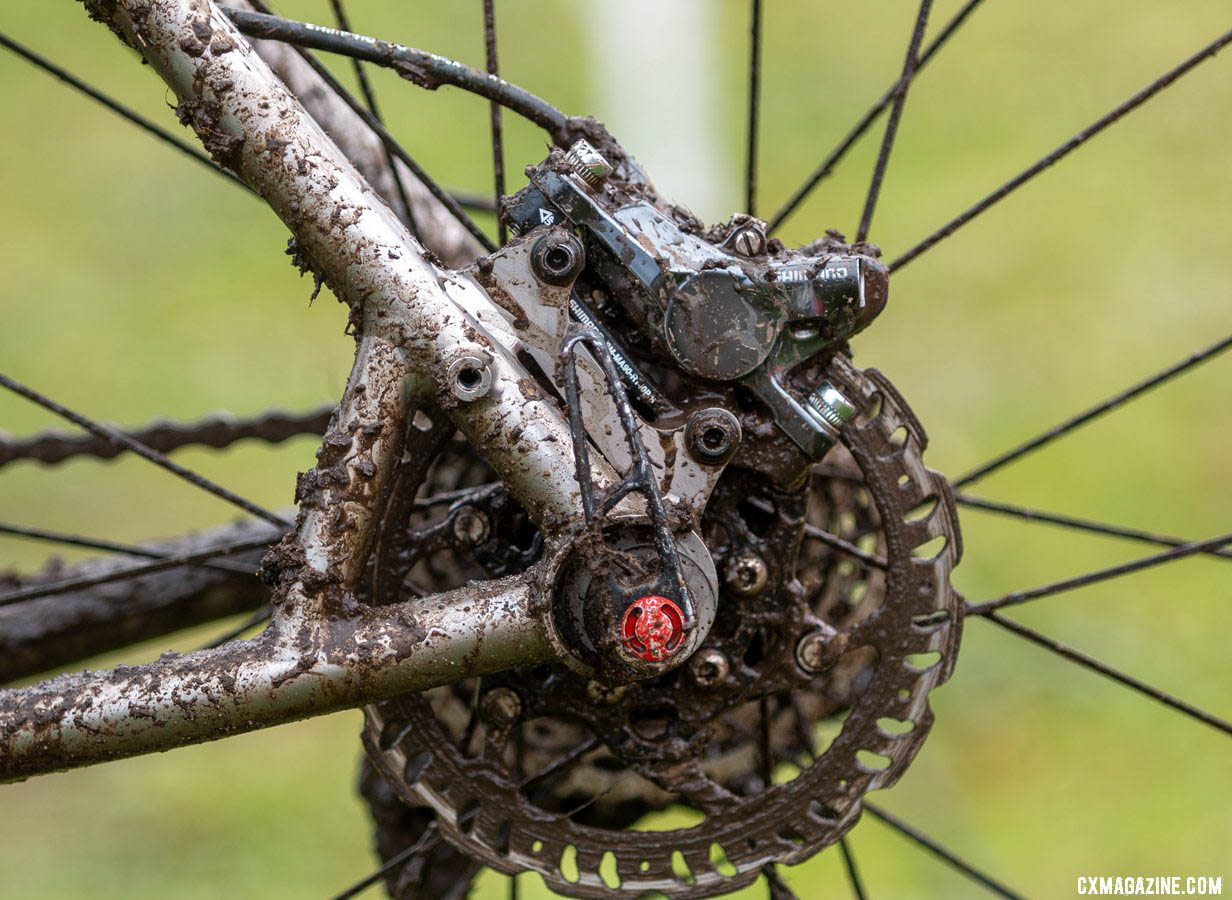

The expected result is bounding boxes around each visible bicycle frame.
[0,0,606,782]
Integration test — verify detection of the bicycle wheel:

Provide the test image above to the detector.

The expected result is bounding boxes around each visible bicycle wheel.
[0,1,1228,897]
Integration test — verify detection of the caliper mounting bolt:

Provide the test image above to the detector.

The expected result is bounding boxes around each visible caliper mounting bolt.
[530,231,585,285]
[565,138,613,191]
[685,407,741,465]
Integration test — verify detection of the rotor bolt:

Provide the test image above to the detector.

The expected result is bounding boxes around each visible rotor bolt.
[586,680,628,704]
[794,629,836,676]
[451,506,490,546]
[725,551,770,597]
[446,353,492,403]
[565,138,613,191]
[480,687,522,726]
[685,407,741,465]
[688,649,730,688]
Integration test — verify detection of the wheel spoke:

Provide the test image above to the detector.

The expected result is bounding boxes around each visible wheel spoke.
[0,535,272,608]
[804,523,888,570]
[767,0,986,234]
[838,837,868,899]
[764,863,799,899]
[198,604,272,649]
[890,27,1232,271]
[483,0,507,246]
[324,0,419,238]
[517,734,599,790]
[956,494,1232,561]
[0,31,245,189]
[758,696,789,891]
[967,528,1232,616]
[0,373,290,527]
[745,0,763,217]
[330,821,439,900]
[954,333,1232,488]
[977,613,1232,737]
[448,188,499,214]
[0,522,253,576]
[863,802,1023,898]
[855,0,933,244]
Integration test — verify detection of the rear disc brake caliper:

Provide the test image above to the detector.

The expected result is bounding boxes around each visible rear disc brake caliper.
[506,139,891,461]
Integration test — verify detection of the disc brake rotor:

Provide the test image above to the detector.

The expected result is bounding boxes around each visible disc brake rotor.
[361,356,962,898]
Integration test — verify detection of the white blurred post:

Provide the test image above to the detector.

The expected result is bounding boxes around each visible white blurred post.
[583,0,733,223]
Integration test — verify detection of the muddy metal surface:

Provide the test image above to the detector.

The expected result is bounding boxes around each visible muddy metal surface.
[0,0,595,779]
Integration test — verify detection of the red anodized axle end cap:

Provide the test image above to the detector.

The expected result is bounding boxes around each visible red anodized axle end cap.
[620,595,685,663]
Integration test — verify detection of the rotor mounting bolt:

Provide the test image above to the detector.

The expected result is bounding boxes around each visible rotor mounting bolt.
[586,680,628,704]
[480,687,522,726]
[794,628,837,676]
[620,595,686,664]
[565,138,613,191]
[725,551,770,597]
[685,407,741,465]
[688,648,730,688]
[446,353,492,403]
[451,506,490,546]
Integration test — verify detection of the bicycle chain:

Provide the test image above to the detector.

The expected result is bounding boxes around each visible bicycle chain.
[0,404,334,469]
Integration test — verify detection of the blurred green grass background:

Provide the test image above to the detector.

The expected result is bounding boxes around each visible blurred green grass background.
[1,1,1229,896]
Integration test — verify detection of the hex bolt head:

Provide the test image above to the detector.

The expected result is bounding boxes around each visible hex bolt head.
[794,629,836,676]
[685,407,741,465]
[689,649,730,688]
[530,232,585,286]
[725,551,770,597]
[446,353,492,402]
[451,506,490,546]
[480,687,522,726]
